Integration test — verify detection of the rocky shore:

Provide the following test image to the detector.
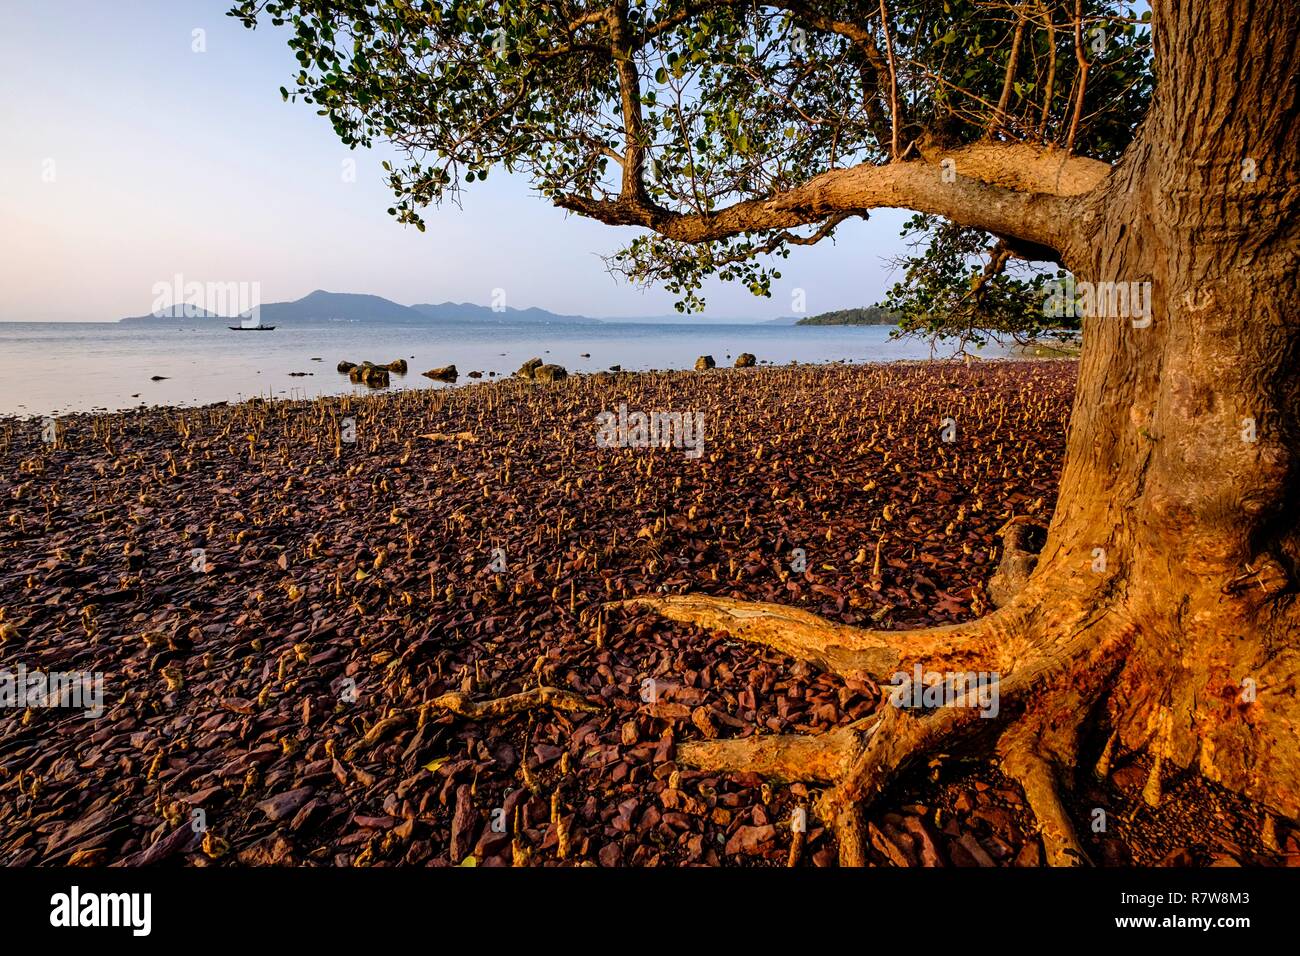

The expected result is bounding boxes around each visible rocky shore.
[0,361,1284,866]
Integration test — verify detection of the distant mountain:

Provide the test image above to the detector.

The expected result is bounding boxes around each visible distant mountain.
[115,289,810,326]
[260,290,421,323]
[412,301,602,325]
[119,291,604,325]
[795,306,898,326]
[119,303,223,322]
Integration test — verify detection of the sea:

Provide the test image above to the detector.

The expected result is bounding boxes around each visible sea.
[0,321,1002,418]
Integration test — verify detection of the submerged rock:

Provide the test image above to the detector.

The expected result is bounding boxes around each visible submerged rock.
[348,363,389,387]
[361,366,389,387]
[386,359,408,374]
[337,361,358,374]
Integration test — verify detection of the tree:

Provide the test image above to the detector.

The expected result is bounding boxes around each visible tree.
[233,0,1300,864]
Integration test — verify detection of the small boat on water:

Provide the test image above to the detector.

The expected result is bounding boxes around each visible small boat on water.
[228,325,276,330]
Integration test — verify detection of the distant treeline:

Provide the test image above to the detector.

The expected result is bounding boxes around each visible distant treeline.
[795,306,898,326]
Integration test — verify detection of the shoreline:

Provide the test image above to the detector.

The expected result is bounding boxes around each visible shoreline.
[0,353,1077,424]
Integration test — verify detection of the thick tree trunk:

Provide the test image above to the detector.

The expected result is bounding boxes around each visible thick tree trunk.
[1033,0,1300,817]
[625,0,1300,861]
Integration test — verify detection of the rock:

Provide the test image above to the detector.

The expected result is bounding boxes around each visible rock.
[534,364,567,383]
[955,831,996,867]
[1157,847,1196,867]
[691,706,719,738]
[608,365,621,372]
[695,355,716,370]
[344,361,392,387]
[255,786,315,822]
[598,842,622,866]
[450,784,477,863]
[352,365,390,388]
[422,365,459,382]
[1014,840,1042,867]
[517,357,544,379]
[869,821,916,867]
[386,359,408,373]
[150,375,168,381]
[724,824,776,856]
[901,815,945,866]
[117,824,198,867]
[236,834,296,866]
[468,370,483,378]
[734,353,757,368]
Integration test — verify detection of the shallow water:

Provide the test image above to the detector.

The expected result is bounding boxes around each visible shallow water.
[0,320,998,417]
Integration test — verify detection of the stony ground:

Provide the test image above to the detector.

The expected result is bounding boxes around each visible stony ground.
[0,360,1291,866]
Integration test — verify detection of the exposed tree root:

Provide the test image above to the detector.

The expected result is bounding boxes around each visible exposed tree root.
[429,686,602,719]
[618,587,1131,866]
[617,594,1031,680]
[677,720,871,783]
[999,746,1090,865]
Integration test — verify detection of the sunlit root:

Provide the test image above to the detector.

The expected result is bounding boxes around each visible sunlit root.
[1000,747,1090,865]
[616,594,1021,680]
[624,589,1127,866]
[429,686,602,719]
[677,721,873,784]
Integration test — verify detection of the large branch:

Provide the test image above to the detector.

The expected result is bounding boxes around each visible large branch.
[558,142,1109,258]
[915,136,1109,196]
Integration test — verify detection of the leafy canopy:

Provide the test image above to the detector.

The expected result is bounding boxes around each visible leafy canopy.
[232,0,1153,340]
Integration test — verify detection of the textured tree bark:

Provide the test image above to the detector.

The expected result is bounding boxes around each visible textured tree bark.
[621,0,1300,862]
[1039,0,1300,818]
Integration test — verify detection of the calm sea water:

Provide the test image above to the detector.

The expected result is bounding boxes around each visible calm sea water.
[0,321,999,417]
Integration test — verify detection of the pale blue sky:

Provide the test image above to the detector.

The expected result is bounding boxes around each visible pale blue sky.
[0,0,910,322]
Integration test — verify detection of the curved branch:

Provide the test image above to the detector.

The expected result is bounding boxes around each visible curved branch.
[559,142,1109,258]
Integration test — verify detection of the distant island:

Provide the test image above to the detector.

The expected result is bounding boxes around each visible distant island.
[795,306,898,326]
[116,290,899,327]
[118,290,602,326]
